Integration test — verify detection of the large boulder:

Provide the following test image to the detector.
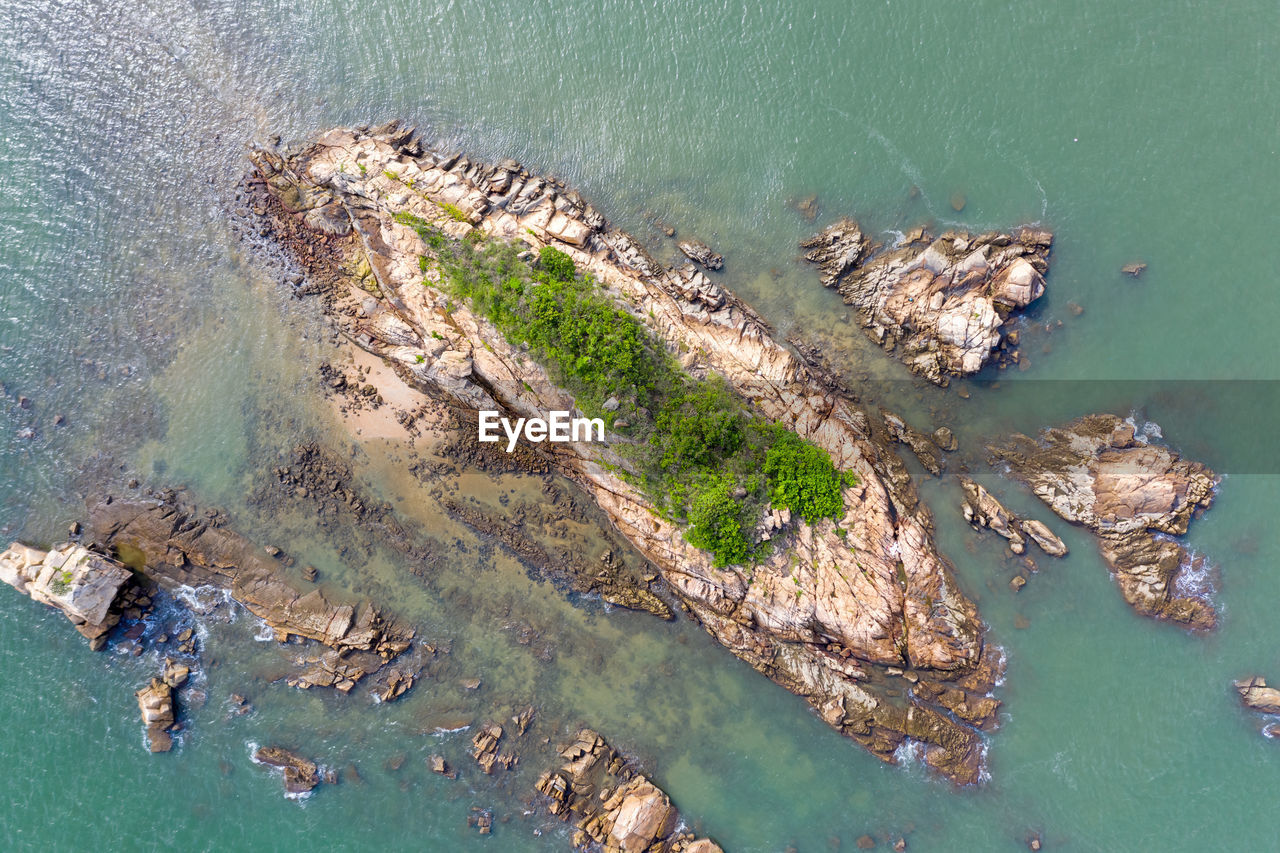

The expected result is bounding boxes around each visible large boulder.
[0,542,131,648]
[1235,677,1280,715]
[254,745,324,796]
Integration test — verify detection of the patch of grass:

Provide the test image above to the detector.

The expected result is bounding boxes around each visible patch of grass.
[441,202,469,222]
[398,217,851,566]
[48,570,73,596]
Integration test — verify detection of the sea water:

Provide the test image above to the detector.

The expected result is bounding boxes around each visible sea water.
[1,1,1278,850]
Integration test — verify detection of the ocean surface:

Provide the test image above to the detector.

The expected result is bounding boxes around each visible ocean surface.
[1,1,1278,850]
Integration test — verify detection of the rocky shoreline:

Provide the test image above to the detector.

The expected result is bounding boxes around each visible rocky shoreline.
[247,122,1003,785]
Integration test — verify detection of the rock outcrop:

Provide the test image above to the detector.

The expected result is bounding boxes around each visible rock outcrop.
[677,239,723,271]
[959,478,1067,558]
[136,678,176,752]
[248,124,1003,783]
[989,414,1217,630]
[89,493,420,694]
[802,220,1052,383]
[1234,676,1280,715]
[253,745,328,796]
[0,542,132,649]
[471,721,512,774]
[535,729,721,853]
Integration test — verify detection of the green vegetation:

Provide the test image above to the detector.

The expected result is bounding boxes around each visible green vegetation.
[441,202,469,222]
[48,570,73,596]
[395,211,852,566]
[764,430,853,525]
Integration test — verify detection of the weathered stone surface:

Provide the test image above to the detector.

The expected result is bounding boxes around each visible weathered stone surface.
[251,127,1003,783]
[0,542,131,646]
[254,745,323,796]
[1235,676,1280,715]
[162,657,190,689]
[989,414,1217,630]
[471,722,506,774]
[136,677,175,752]
[89,494,417,693]
[535,729,717,852]
[883,410,943,475]
[803,221,1052,383]
[677,238,723,270]
[959,478,1066,558]
[801,217,869,287]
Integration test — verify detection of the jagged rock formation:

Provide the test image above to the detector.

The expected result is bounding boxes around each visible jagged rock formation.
[677,239,723,271]
[248,124,1003,783]
[136,678,176,752]
[881,410,944,475]
[959,478,1067,557]
[89,493,422,694]
[802,219,1052,383]
[535,729,722,853]
[989,414,1217,630]
[253,745,329,796]
[0,542,132,649]
[471,721,512,774]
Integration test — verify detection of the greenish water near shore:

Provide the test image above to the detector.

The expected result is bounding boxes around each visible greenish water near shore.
[1,1,1278,850]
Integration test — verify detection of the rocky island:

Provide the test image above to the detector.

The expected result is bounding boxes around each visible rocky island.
[247,122,1004,784]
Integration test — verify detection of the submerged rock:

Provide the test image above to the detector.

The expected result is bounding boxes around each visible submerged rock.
[89,494,418,694]
[802,220,1052,383]
[253,745,324,796]
[677,238,723,271]
[989,414,1217,630]
[535,729,721,853]
[250,127,1004,783]
[0,542,132,648]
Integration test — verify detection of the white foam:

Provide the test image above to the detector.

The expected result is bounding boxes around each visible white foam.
[892,737,924,766]
[172,583,237,622]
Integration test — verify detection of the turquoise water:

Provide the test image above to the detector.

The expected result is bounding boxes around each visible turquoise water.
[1,1,1279,850]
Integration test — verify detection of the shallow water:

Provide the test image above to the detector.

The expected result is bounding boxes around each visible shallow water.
[1,1,1279,850]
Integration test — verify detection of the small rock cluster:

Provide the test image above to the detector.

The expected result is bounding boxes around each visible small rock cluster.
[535,729,722,853]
